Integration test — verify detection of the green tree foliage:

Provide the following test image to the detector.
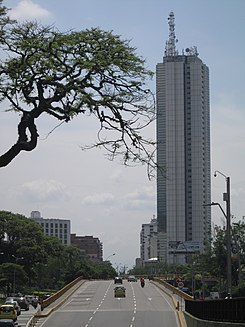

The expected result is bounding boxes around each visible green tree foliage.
[0,211,46,264]
[212,225,228,281]
[0,263,28,295]
[0,211,116,294]
[0,8,155,175]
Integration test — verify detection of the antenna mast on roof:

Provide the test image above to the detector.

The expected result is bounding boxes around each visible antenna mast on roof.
[165,12,178,57]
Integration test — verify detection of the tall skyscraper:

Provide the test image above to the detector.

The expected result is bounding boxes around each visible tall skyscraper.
[156,12,211,263]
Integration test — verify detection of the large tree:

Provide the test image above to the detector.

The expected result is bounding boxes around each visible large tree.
[0,9,156,175]
[0,211,117,291]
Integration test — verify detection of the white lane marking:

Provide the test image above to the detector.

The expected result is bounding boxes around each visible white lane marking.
[85,280,113,326]
[129,282,137,326]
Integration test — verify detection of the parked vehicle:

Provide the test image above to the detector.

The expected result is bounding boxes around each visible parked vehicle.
[6,296,29,311]
[15,297,29,311]
[0,304,17,322]
[4,301,20,316]
[25,295,38,308]
[0,319,16,327]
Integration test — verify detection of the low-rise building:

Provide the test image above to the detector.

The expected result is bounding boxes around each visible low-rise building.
[71,234,103,261]
[30,211,71,245]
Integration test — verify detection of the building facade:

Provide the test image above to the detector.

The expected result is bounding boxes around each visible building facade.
[156,13,211,263]
[30,211,71,245]
[71,234,103,261]
[140,217,158,263]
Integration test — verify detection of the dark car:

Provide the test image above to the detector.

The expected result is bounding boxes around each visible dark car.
[15,297,29,311]
[25,295,38,308]
[0,319,16,327]
[5,296,29,311]
[114,277,123,284]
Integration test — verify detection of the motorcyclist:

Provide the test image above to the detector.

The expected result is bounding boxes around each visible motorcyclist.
[140,277,145,287]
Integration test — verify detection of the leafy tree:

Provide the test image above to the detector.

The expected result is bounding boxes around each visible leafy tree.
[0,12,155,176]
[0,211,47,264]
[212,224,227,281]
[0,0,13,35]
[0,211,117,292]
[0,262,28,296]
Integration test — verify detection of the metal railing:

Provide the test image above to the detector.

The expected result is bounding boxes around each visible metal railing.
[26,306,41,327]
[185,297,245,323]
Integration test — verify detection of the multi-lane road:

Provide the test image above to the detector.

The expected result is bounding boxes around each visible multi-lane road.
[15,304,38,326]
[25,279,180,327]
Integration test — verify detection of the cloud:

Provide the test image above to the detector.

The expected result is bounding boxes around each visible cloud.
[122,185,155,210]
[9,0,52,20]
[82,193,115,205]
[109,170,123,183]
[20,179,70,202]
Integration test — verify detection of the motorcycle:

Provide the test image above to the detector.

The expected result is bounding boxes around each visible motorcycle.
[140,279,145,288]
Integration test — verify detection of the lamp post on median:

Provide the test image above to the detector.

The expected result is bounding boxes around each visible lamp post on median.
[209,170,232,297]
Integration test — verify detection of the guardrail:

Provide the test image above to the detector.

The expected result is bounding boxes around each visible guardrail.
[26,276,83,326]
[153,277,193,301]
[41,276,82,310]
[26,307,41,327]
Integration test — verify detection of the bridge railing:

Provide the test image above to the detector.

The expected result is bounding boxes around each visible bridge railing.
[185,297,245,323]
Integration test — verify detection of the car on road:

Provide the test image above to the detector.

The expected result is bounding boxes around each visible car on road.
[114,277,123,284]
[114,286,126,298]
[127,275,137,282]
[4,301,20,317]
[15,297,29,311]
[0,304,17,322]
[0,319,16,327]
[25,295,38,308]
[5,296,29,311]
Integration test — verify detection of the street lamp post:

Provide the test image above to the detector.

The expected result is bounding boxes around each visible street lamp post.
[105,253,115,261]
[12,255,24,295]
[213,170,232,296]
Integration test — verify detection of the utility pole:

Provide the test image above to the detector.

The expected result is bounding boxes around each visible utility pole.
[214,170,232,297]
[224,176,232,296]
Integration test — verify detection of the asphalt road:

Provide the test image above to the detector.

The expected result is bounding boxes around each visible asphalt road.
[14,305,38,327]
[38,279,180,327]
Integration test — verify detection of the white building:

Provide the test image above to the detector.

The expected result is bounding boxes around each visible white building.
[30,211,71,245]
[156,13,211,263]
[140,217,158,263]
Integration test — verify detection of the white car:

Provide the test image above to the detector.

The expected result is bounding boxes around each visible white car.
[127,275,137,282]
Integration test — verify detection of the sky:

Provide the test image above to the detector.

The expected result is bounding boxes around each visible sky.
[0,0,245,270]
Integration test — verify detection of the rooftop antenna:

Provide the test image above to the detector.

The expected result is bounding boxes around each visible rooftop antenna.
[165,12,178,57]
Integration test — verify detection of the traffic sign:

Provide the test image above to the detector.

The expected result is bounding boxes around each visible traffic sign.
[178,281,184,288]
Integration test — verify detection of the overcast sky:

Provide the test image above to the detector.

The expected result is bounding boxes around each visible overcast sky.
[1,0,245,270]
